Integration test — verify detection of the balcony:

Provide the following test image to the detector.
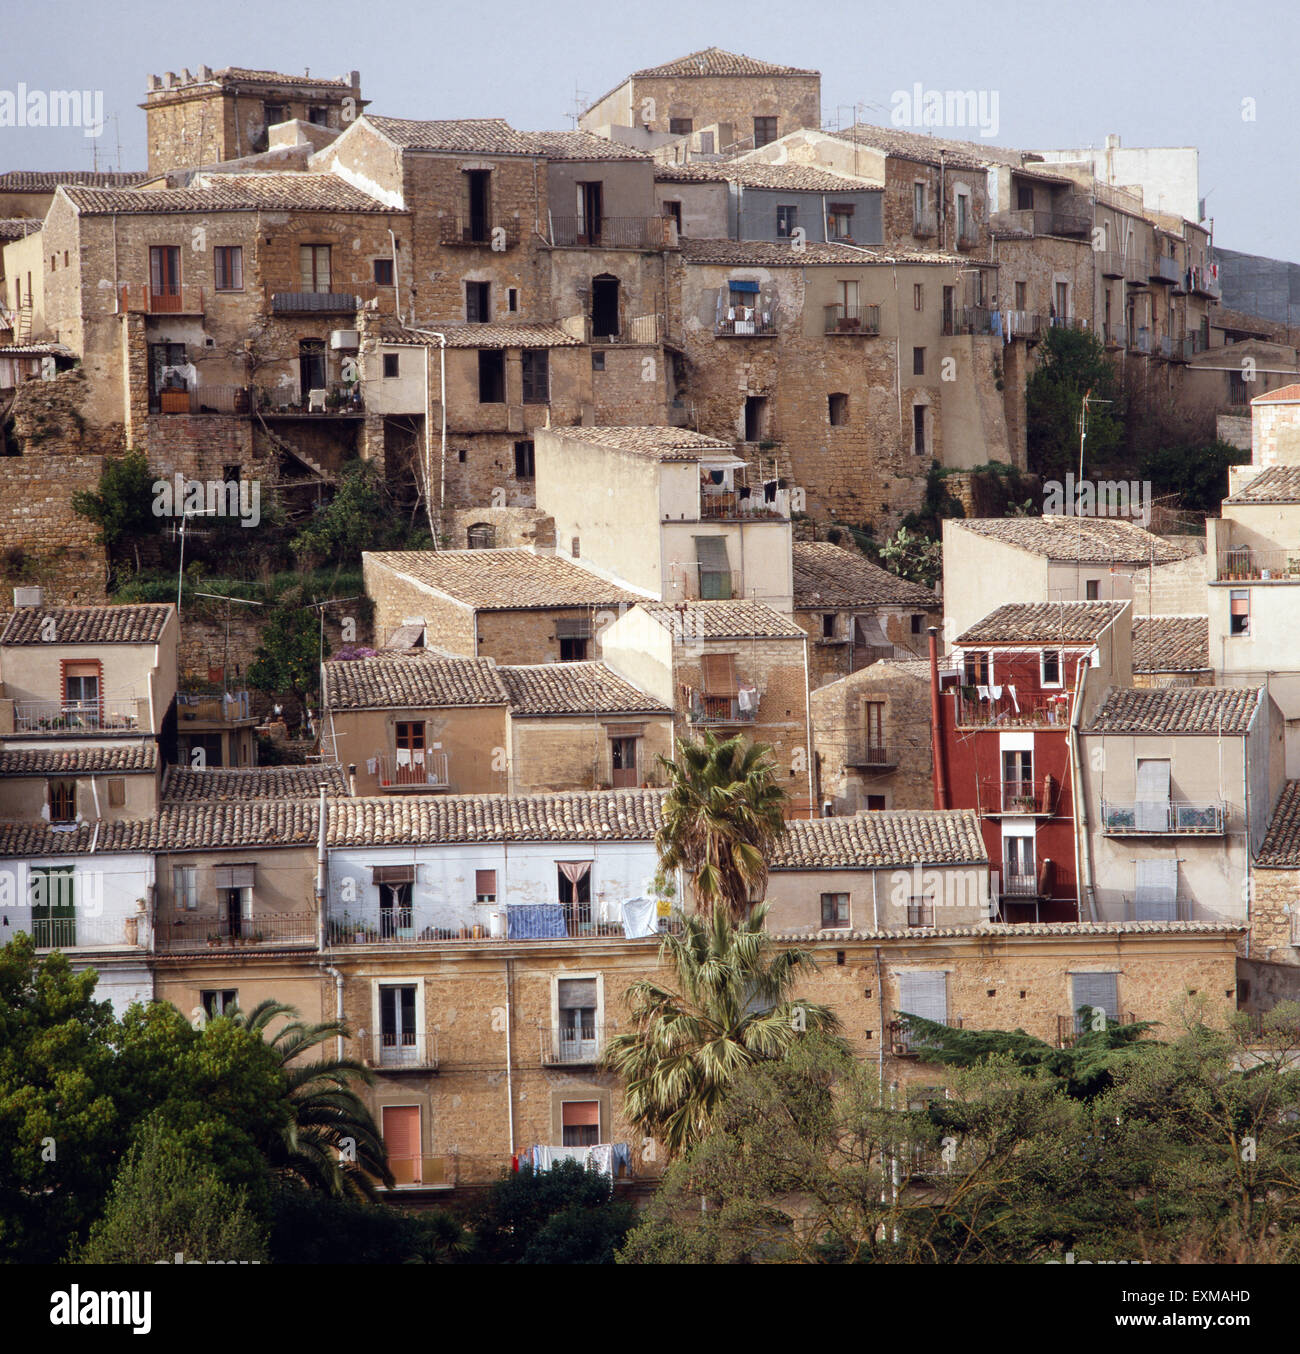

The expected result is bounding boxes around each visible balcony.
[1100,799,1227,835]
[954,690,1071,729]
[178,688,252,724]
[14,697,141,734]
[1058,1011,1138,1048]
[1158,335,1176,360]
[955,305,997,336]
[912,209,938,239]
[845,741,897,770]
[438,217,520,248]
[1189,267,1220,299]
[715,312,777,337]
[981,777,1059,816]
[956,223,980,251]
[325,906,683,947]
[156,912,318,951]
[681,564,745,601]
[689,694,759,725]
[368,1031,439,1071]
[384,1153,454,1189]
[539,1022,609,1066]
[906,900,935,928]
[375,751,451,791]
[1152,255,1182,285]
[1048,314,1089,332]
[1098,251,1125,278]
[993,208,1091,238]
[699,489,788,521]
[1004,310,1046,342]
[1103,323,1127,350]
[154,384,252,416]
[1215,546,1300,582]
[1000,870,1039,898]
[119,283,204,315]
[270,291,362,315]
[549,216,675,250]
[890,1014,962,1056]
[824,304,880,335]
[253,383,364,416]
[1128,327,1152,354]
[1124,256,1149,286]
[28,915,147,950]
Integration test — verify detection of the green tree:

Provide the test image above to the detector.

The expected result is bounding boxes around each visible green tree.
[1138,437,1250,515]
[229,1000,393,1198]
[247,585,321,706]
[603,902,841,1157]
[655,731,787,920]
[876,524,942,587]
[70,449,161,578]
[467,1160,636,1264]
[268,1186,465,1263]
[1026,326,1124,481]
[76,1116,267,1264]
[290,460,386,573]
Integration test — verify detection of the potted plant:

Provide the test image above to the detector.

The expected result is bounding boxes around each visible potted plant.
[207,930,218,947]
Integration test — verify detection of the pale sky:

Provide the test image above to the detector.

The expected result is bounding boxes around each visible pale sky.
[2,0,1295,259]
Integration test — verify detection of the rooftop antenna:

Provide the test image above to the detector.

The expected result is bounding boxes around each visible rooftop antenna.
[1078,388,1112,482]
[569,84,589,130]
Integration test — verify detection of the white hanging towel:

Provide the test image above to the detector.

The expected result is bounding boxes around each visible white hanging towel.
[976,685,990,701]
[990,684,1003,700]
[621,896,658,939]
[1006,684,1019,712]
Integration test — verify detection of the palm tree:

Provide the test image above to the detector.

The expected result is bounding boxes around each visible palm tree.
[229,1000,393,1198]
[603,901,842,1157]
[656,731,788,922]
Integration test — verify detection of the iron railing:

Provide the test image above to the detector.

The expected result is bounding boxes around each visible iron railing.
[384,1154,454,1188]
[370,1031,439,1070]
[890,1014,961,1054]
[1058,1011,1139,1047]
[912,209,938,238]
[986,778,1058,815]
[549,216,675,249]
[1000,870,1039,897]
[14,698,140,733]
[157,912,318,950]
[1153,255,1182,284]
[438,217,520,248]
[954,691,1071,728]
[699,489,788,520]
[715,313,777,337]
[1215,546,1300,581]
[689,695,759,725]
[824,303,881,334]
[27,915,147,949]
[846,742,896,768]
[1100,799,1227,834]
[254,382,364,414]
[1098,250,1125,278]
[375,751,451,790]
[539,1022,609,1065]
[120,283,205,314]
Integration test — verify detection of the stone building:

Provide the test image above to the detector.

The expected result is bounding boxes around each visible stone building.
[792,540,940,688]
[141,66,366,175]
[578,47,820,154]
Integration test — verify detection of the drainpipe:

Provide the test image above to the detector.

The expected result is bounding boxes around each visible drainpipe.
[1069,658,1096,921]
[386,228,401,321]
[316,786,328,952]
[504,957,516,1155]
[928,627,949,809]
[347,763,357,797]
[407,327,447,547]
[89,774,102,822]
[871,867,879,932]
[802,635,815,816]
[324,966,345,1061]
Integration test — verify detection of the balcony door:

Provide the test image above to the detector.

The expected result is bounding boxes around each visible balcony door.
[394,721,426,785]
[557,978,598,1061]
[610,735,638,788]
[558,862,592,934]
[1135,758,1171,831]
[577,181,604,246]
[30,866,75,948]
[299,339,327,403]
[382,1104,422,1185]
[590,274,619,339]
[149,245,180,298]
[62,660,101,718]
[1003,749,1032,810]
[380,985,418,1065]
[464,169,491,242]
[1002,831,1036,894]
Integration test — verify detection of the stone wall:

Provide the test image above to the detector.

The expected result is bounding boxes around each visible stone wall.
[0,452,108,603]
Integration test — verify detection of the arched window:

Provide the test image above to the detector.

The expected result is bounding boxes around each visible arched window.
[467,523,495,550]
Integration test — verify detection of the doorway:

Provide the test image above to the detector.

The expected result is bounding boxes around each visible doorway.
[577,181,604,245]
[299,339,326,403]
[591,274,619,339]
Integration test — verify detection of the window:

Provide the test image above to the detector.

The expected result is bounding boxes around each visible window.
[557,979,599,1061]
[506,287,519,313]
[956,192,970,240]
[173,865,198,911]
[828,392,849,425]
[557,862,593,931]
[610,735,638,788]
[379,984,418,1062]
[107,777,126,807]
[963,652,989,686]
[912,347,926,376]
[821,893,850,928]
[307,106,329,126]
[897,972,947,1046]
[467,522,495,550]
[913,181,926,225]
[1085,579,1099,600]
[372,865,414,935]
[1003,749,1032,808]
[1071,972,1118,1032]
[913,404,926,455]
[263,103,287,126]
[561,1100,600,1147]
[753,116,778,148]
[49,779,76,824]
[214,245,243,291]
[776,205,798,238]
[514,440,535,479]
[1230,589,1250,636]
[591,351,605,371]
[299,244,331,292]
[383,1105,422,1185]
[743,395,768,442]
[911,614,923,635]
[663,200,682,232]
[698,131,715,154]
[63,660,100,710]
[478,350,505,402]
[1041,649,1062,686]
[864,701,885,759]
[466,280,490,322]
[463,169,491,241]
[866,795,887,811]
[908,898,935,927]
[521,349,549,404]
[1054,280,1069,318]
[669,118,693,135]
[373,257,394,286]
[822,613,836,639]
[475,869,497,903]
[827,204,853,239]
[201,989,238,1018]
[150,244,180,296]
[394,722,426,784]
[1016,181,1034,211]
[558,621,589,662]
[914,283,924,311]
[1015,280,1027,311]
[1002,832,1035,890]
[382,352,400,379]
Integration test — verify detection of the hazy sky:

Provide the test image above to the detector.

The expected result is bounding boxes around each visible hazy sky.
[2,0,1295,259]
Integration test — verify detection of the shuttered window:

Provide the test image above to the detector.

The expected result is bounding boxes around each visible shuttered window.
[372,865,416,886]
[699,652,737,697]
[897,971,947,1024]
[212,865,255,889]
[1135,759,1171,831]
[694,535,731,599]
[475,869,497,902]
[173,865,198,910]
[1071,972,1118,1029]
[558,978,598,1011]
[561,1099,600,1146]
[1134,859,1178,921]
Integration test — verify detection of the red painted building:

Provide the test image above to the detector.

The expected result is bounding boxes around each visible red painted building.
[932,601,1132,923]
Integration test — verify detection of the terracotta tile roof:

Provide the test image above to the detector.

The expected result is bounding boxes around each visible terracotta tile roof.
[1257,781,1300,867]
[365,115,541,155]
[0,218,43,240]
[828,123,1005,171]
[384,322,581,349]
[1225,465,1300,504]
[641,600,806,640]
[61,173,400,214]
[1249,383,1300,404]
[210,67,353,88]
[525,131,650,161]
[151,801,321,850]
[542,425,734,460]
[0,170,148,191]
[325,654,507,710]
[679,237,963,266]
[0,743,157,776]
[957,600,1128,646]
[951,516,1197,564]
[0,603,172,645]
[1131,615,1210,673]
[499,663,671,717]
[769,920,1244,940]
[793,541,938,608]
[1086,685,1262,735]
[365,549,641,610]
[633,48,818,78]
[326,789,664,846]
[772,809,987,869]
[161,764,350,802]
[655,161,881,191]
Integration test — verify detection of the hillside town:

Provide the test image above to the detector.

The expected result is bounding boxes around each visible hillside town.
[3,37,1300,1276]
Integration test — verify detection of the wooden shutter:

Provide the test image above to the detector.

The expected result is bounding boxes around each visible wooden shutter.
[382,1105,421,1186]
[699,652,737,696]
[372,865,416,885]
[1134,860,1178,920]
[1071,972,1118,1025]
[1135,759,1171,831]
[562,1100,600,1128]
[107,777,126,806]
[558,978,598,1010]
[213,865,255,889]
[475,869,497,899]
[897,971,947,1023]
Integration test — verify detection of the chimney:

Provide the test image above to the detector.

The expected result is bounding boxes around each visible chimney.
[1105,133,1121,150]
[147,74,160,91]
[347,763,357,797]
[928,626,949,810]
[197,65,211,81]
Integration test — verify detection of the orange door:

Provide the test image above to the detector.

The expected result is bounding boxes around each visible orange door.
[383,1105,421,1185]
